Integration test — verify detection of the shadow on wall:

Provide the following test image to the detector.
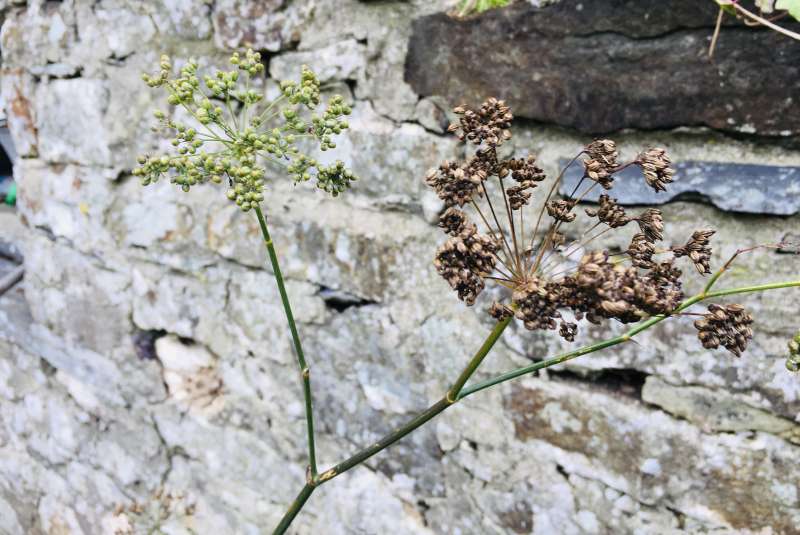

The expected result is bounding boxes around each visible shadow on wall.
[0,103,16,205]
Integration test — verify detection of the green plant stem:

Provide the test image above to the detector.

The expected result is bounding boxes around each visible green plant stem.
[272,278,800,533]
[317,397,452,483]
[703,280,800,299]
[447,317,513,402]
[255,206,318,478]
[272,484,315,535]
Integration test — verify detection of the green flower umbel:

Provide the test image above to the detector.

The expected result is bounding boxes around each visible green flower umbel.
[133,50,357,211]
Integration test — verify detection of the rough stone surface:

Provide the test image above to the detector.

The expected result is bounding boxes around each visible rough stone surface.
[560,160,800,215]
[1,0,800,534]
[406,0,800,136]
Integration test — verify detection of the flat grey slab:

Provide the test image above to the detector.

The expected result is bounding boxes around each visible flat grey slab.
[558,161,800,215]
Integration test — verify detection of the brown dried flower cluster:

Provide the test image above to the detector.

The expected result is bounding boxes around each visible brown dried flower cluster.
[585,194,629,228]
[694,304,754,357]
[627,233,656,269]
[425,97,767,358]
[637,148,675,192]
[426,160,485,208]
[673,229,715,274]
[584,139,619,189]
[434,208,500,305]
[505,156,546,209]
[449,97,513,146]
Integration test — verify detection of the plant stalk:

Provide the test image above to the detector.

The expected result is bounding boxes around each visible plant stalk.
[255,206,318,478]
[272,278,800,532]
[272,484,315,535]
[447,316,512,402]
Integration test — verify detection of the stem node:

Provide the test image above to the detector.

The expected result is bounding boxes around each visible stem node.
[317,469,336,483]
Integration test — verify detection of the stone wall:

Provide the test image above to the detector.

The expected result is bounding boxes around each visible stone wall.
[1,1,799,533]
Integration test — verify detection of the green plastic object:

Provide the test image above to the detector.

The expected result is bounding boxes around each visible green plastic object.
[4,182,15,205]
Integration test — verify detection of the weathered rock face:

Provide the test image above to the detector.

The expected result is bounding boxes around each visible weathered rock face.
[1,1,800,534]
[406,0,800,136]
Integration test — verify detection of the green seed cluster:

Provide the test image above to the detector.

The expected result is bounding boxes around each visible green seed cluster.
[287,154,317,184]
[787,331,800,373]
[280,65,321,108]
[316,161,357,197]
[133,49,358,212]
[312,95,352,151]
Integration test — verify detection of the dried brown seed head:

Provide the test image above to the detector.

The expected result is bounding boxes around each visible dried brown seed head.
[673,229,715,274]
[636,208,664,242]
[546,199,576,222]
[627,232,656,269]
[438,207,475,237]
[426,159,485,207]
[503,155,546,210]
[694,303,754,357]
[585,194,630,228]
[434,228,499,306]
[637,148,675,192]
[559,321,578,341]
[512,277,562,332]
[489,302,514,320]
[449,98,513,147]
[583,139,619,190]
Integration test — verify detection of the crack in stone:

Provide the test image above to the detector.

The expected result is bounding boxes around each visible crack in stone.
[150,414,175,489]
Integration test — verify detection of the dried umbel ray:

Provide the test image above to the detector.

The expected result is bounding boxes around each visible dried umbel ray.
[426,98,752,356]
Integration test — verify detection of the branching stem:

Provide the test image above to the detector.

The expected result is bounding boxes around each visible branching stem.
[272,277,800,533]
[255,206,318,479]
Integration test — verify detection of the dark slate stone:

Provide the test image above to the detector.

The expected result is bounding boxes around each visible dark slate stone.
[558,160,800,215]
[405,0,800,136]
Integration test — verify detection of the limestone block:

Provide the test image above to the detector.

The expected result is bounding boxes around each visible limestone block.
[34,79,112,166]
[0,68,37,157]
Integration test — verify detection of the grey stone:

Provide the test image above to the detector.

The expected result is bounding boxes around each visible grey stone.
[34,79,112,166]
[212,0,304,52]
[159,0,213,41]
[269,39,367,84]
[0,207,24,262]
[0,69,37,157]
[559,160,800,215]
[507,378,800,532]
[405,0,800,136]
[413,96,451,134]
[641,376,800,443]
[779,233,800,254]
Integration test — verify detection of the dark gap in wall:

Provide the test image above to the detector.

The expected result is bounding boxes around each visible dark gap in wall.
[344,78,358,97]
[666,506,687,529]
[132,329,167,360]
[547,367,648,400]
[39,358,58,377]
[416,499,430,526]
[555,463,568,479]
[257,49,272,77]
[177,335,196,345]
[0,142,11,177]
[44,62,83,79]
[319,286,376,312]
[107,51,135,64]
